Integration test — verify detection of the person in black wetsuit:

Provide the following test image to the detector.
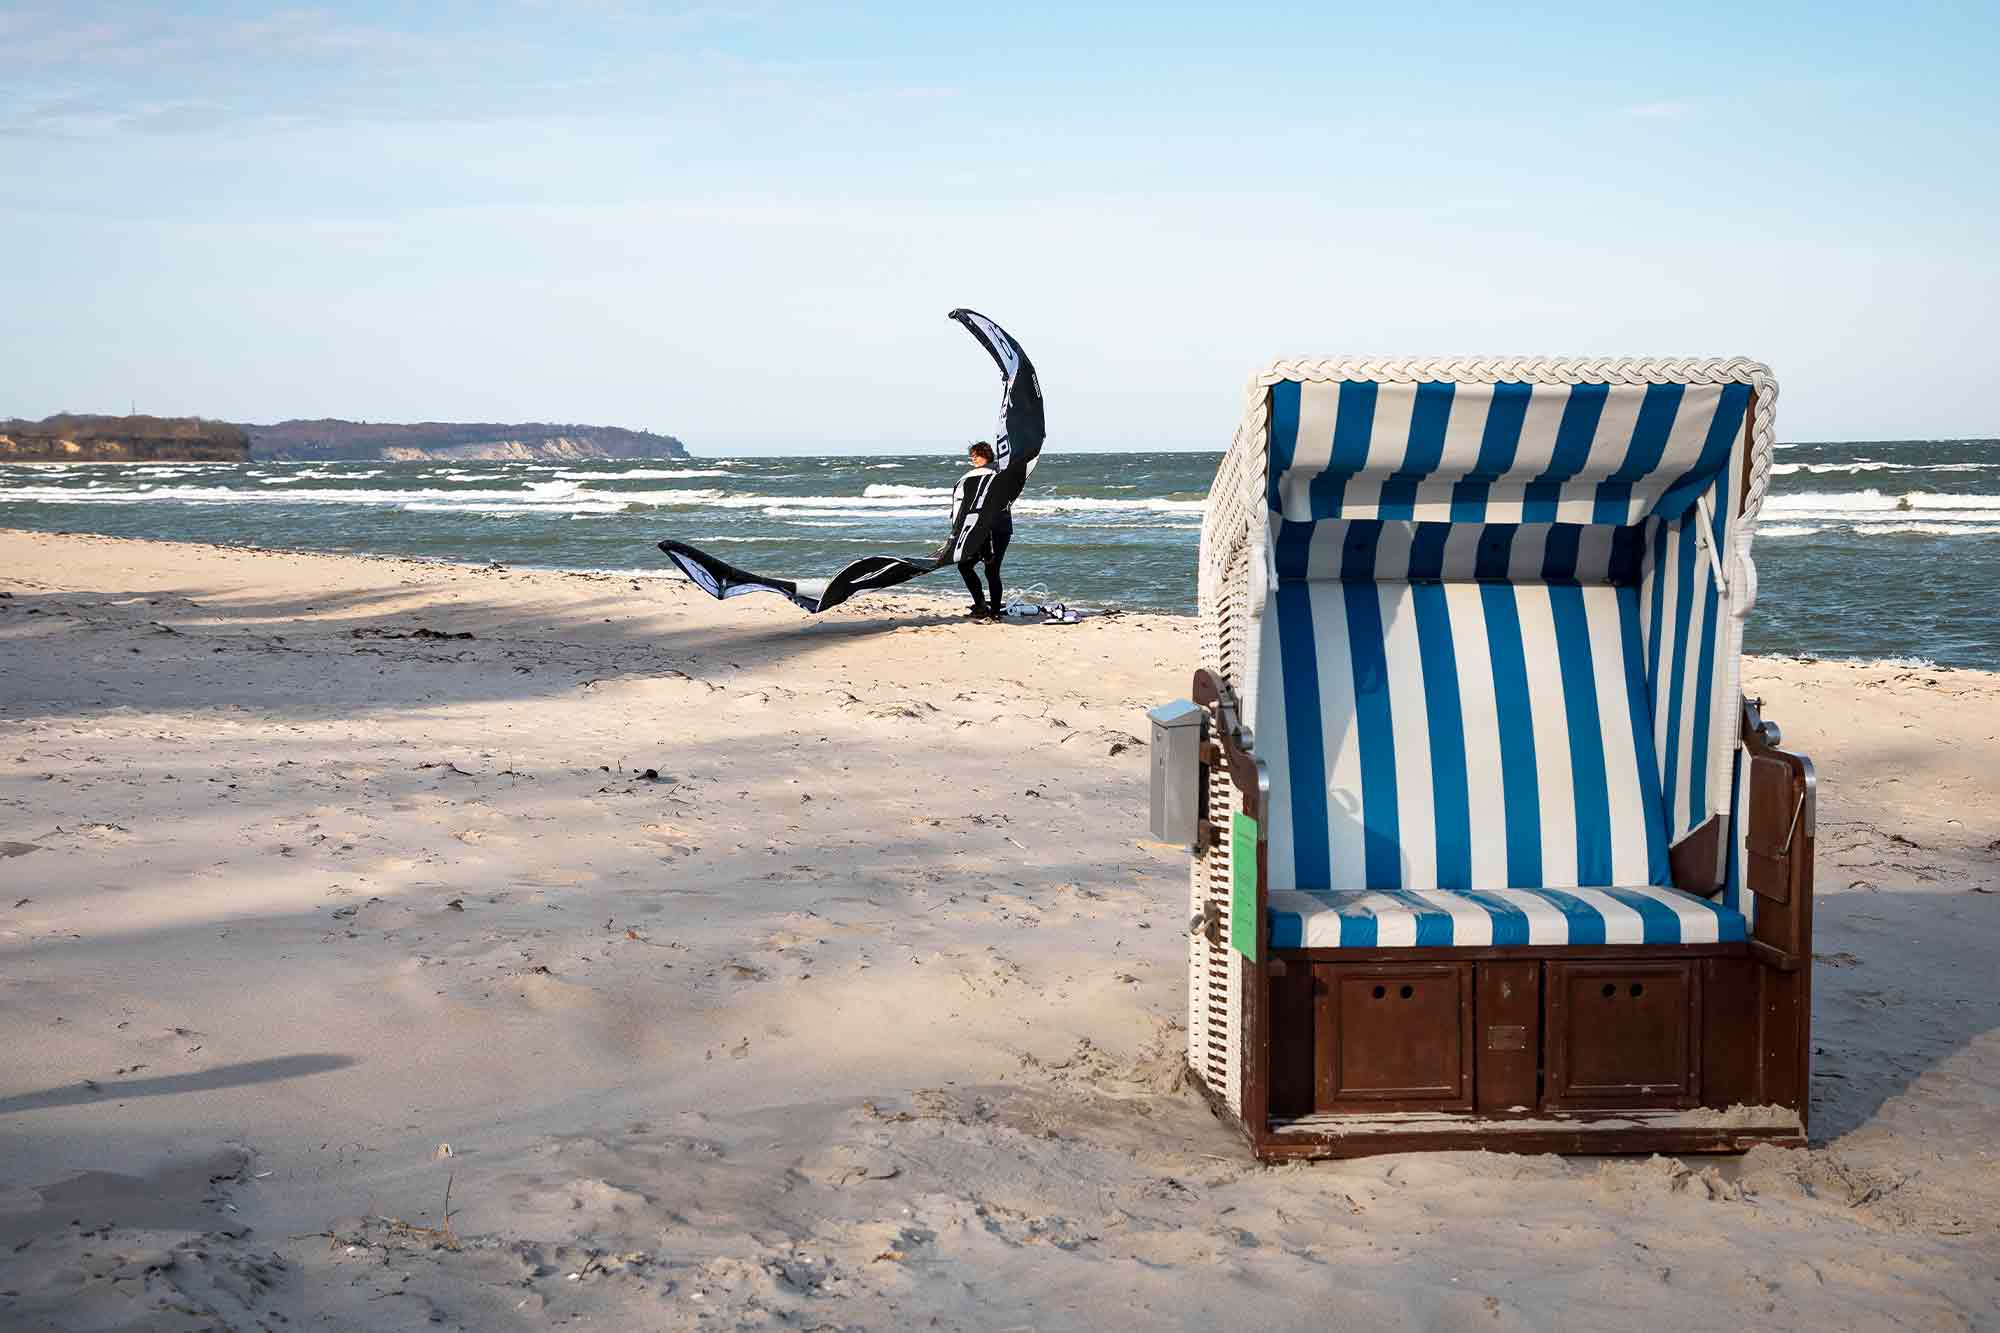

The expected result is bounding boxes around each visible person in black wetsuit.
[948,441,1012,619]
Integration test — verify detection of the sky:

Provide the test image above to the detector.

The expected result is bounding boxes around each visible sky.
[3,2,1996,454]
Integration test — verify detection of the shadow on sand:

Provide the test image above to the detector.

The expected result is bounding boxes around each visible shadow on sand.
[0,1054,357,1114]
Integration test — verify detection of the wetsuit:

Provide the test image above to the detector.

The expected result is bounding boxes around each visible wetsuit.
[948,464,1012,612]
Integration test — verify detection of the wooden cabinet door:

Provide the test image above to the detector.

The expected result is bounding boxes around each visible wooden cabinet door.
[1544,960,1700,1110]
[1313,963,1474,1113]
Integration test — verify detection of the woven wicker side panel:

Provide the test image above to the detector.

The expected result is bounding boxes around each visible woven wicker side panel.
[1186,726,1242,1111]
[1185,708,1210,1080]
[1215,759,1243,1117]
[1222,543,1251,701]
[1185,538,1251,1115]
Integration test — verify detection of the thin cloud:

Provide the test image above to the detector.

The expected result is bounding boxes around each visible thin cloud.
[0,4,945,139]
[1621,99,1697,120]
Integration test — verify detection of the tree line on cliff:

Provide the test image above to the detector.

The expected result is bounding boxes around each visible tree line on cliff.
[1,415,689,462]
[249,420,688,461]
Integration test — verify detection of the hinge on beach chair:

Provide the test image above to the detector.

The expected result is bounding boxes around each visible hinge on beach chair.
[1208,678,1253,756]
[1189,900,1222,945]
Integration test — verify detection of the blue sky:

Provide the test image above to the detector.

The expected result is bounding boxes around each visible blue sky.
[3,2,1995,453]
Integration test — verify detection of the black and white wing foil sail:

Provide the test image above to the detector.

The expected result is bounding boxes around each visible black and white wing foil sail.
[659,309,1045,615]
[945,307,1045,563]
[657,540,939,615]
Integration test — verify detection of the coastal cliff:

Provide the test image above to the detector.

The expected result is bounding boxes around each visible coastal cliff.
[249,420,689,462]
[0,415,691,464]
[0,415,250,463]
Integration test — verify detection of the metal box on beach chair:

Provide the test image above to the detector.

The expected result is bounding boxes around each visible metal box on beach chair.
[1148,699,1206,847]
[1157,357,1816,1160]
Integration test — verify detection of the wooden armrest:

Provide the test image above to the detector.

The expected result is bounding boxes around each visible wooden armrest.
[1193,668,1266,820]
[1742,699,1817,966]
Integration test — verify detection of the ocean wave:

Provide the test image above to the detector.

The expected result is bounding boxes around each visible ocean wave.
[551,468,736,480]
[1028,497,1209,514]
[683,534,904,544]
[1758,524,1825,537]
[0,483,585,508]
[403,500,630,516]
[1770,461,2000,476]
[757,506,936,519]
[1838,522,2000,537]
[1772,462,1892,475]
[863,483,952,500]
[668,492,943,512]
[1762,489,2000,514]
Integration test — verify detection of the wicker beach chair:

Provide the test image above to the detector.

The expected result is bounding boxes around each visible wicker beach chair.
[1151,358,1815,1160]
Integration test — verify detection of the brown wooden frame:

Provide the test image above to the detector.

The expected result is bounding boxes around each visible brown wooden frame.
[1188,668,1816,1161]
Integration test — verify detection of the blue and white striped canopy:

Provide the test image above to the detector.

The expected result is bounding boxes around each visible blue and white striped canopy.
[1245,369,1766,940]
[1265,379,1749,528]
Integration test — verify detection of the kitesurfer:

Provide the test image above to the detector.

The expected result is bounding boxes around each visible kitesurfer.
[950,441,1011,618]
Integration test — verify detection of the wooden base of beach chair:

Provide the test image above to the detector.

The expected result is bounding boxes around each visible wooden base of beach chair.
[1192,950,1811,1161]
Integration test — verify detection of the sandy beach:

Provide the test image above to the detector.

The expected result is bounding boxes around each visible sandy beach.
[1,528,1995,1330]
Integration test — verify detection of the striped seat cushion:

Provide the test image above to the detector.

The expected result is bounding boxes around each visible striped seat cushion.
[1267,885,1746,949]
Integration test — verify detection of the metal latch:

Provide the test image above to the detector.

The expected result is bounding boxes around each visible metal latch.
[1189,901,1222,945]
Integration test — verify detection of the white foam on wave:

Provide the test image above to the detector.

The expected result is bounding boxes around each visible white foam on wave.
[1845,522,2000,536]
[1771,461,2000,476]
[260,469,382,481]
[1772,461,1890,475]
[850,483,1206,515]
[403,500,630,517]
[552,468,736,480]
[759,506,935,520]
[1762,489,2000,516]
[0,483,578,507]
[863,483,951,500]
[692,534,895,544]
[650,492,939,512]
[611,488,726,506]
[1029,496,1208,514]
[0,475,1210,521]
[1758,524,1825,537]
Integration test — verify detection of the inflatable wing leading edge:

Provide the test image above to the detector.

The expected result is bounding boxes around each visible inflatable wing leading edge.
[656,541,940,615]
[658,309,1045,615]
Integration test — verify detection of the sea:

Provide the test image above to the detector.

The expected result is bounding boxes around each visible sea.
[3,440,1997,670]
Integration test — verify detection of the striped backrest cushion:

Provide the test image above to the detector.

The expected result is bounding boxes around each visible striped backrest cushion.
[1243,365,1764,896]
[1257,574,1672,895]
[1267,379,1750,527]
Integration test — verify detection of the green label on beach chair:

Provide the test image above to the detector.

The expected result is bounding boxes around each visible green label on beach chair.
[1229,811,1259,961]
